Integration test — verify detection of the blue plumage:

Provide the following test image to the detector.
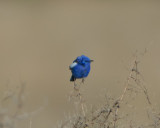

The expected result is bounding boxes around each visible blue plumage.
[69,55,93,82]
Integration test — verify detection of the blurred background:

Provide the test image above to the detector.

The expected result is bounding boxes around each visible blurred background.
[0,1,160,127]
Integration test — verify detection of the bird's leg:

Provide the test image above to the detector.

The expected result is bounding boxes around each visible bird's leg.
[79,78,85,85]
[74,81,77,86]
[82,78,85,84]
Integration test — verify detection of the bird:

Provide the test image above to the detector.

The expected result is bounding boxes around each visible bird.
[69,55,93,84]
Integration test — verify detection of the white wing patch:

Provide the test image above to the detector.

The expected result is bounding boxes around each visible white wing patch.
[70,62,77,69]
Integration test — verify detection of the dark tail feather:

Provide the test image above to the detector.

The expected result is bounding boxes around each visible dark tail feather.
[70,75,76,82]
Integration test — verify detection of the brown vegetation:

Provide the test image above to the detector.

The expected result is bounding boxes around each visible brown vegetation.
[58,51,160,128]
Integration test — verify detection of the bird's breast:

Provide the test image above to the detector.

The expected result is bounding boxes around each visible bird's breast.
[69,62,78,69]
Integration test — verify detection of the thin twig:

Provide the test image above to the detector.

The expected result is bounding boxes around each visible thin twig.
[113,56,138,127]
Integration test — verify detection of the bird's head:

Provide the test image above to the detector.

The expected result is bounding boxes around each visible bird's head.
[69,55,93,70]
[74,55,94,65]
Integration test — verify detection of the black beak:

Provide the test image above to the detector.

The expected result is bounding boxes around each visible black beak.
[90,60,94,62]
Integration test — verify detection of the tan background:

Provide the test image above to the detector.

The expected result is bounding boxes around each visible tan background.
[0,1,160,127]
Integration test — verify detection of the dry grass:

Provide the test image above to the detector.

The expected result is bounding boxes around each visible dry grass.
[0,50,159,128]
[58,50,160,128]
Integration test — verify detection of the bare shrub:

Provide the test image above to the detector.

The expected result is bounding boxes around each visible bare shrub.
[58,50,160,128]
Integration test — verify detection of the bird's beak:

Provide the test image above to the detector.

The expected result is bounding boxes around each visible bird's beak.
[90,60,94,62]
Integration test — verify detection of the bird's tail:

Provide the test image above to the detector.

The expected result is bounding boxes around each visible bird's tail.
[70,75,76,82]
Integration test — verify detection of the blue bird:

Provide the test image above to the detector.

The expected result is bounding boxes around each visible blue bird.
[69,55,93,83]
